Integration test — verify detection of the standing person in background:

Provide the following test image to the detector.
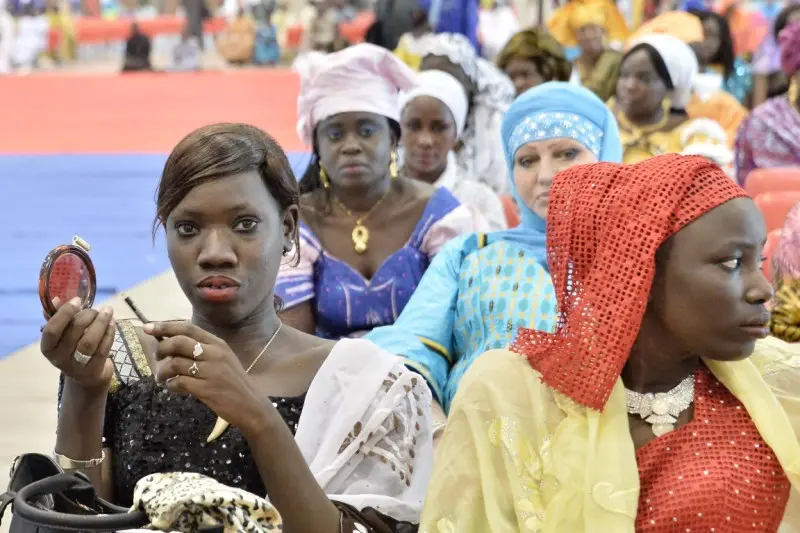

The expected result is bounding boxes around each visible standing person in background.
[122,22,152,72]
[0,0,13,74]
[182,0,209,50]
[11,2,49,74]
[419,0,479,50]
[496,27,572,96]
[171,26,202,71]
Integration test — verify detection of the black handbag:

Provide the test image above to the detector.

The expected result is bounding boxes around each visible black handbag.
[0,453,149,532]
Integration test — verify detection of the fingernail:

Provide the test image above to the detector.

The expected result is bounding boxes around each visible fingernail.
[101,306,113,315]
[143,323,154,334]
[109,319,116,329]
[51,296,61,307]
[69,297,82,307]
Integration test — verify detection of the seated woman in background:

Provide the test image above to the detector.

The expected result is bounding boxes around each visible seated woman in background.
[495,28,572,97]
[420,154,800,532]
[565,2,623,102]
[277,44,486,340]
[48,123,434,532]
[628,10,748,146]
[750,4,800,107]
[367,82,622,416]
[400,69,507,231]
[735,21,800,186]
[547,0,629,56]
[611,33,732,167]
[688,9,752,104]
[419,33,516,194]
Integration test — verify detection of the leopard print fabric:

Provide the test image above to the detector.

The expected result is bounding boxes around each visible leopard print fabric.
[132,472,282,532]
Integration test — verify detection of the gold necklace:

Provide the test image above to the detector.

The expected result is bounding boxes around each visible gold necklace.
[206,323,283,443]
[331,185,392,255]
[611,97,671,136]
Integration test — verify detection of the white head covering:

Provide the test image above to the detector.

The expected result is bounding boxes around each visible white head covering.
[296,44,417,146]
[400,70,469,138]
[626,33,698,110]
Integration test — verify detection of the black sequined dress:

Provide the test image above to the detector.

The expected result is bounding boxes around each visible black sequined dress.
[58,320,305,507]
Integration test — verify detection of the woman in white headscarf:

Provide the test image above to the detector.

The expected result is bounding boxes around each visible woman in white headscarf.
[418,33,516,195]
[400,70,507,230]
[609,33,732,169]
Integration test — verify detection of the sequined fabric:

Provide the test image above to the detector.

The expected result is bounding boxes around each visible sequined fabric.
[107,379,304,507]
[636,365,791,531]
[70,320,307,507]
[511,154,746,410]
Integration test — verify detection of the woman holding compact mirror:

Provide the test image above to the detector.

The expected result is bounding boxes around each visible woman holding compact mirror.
[40,123,434,533]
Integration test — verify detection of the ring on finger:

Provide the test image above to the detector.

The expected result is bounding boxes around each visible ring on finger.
[73,350,92,365]
[188,361,199,377]
[192,343,203,360]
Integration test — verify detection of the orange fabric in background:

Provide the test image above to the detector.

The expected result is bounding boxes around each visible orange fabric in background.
[0,70,303,154]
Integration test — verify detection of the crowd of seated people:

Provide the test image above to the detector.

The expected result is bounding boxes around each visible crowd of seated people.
[23,0,800,529]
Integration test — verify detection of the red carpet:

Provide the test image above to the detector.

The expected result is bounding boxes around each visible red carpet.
[0,69,304,154]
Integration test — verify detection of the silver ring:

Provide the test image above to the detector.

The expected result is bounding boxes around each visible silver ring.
[192,342,203,360]
[73,351,92,365]
[188,361,199,377]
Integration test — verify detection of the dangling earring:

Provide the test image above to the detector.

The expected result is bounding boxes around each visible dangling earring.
[319,167,330,189]
[389,151,399,180]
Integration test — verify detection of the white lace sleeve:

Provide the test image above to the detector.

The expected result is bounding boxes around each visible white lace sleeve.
[294,338,434,524]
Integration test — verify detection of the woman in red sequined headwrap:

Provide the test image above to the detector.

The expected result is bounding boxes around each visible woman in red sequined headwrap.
[419,154,800,532]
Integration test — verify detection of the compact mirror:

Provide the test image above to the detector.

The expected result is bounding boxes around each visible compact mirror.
[39,236,96,320]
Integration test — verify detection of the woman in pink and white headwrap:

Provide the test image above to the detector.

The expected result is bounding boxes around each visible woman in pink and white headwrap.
[278,43,487,341]
[735,21,800,186]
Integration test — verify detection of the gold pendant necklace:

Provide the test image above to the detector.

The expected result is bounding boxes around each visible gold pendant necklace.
[331,185,392,255]
[206,323,283,443]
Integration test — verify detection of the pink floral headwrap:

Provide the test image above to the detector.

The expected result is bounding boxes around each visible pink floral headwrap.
[295,44,417,147]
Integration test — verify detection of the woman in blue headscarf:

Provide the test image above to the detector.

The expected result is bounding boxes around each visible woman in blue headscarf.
[365,82,622,427]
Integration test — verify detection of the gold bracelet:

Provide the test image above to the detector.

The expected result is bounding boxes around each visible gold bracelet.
[53,449,105,470]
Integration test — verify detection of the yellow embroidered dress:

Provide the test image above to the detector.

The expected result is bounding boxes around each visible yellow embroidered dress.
[419,337,800,532]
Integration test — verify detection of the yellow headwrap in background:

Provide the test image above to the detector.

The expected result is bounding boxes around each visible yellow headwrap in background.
[548,0,629,47]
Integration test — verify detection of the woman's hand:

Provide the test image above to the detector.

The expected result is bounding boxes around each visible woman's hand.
[41,297,116,391]
[144,321,269,433]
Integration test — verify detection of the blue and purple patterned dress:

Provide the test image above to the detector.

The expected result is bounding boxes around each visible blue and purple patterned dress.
[276,188,485,339]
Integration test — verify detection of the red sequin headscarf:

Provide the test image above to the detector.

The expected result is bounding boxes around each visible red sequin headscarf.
[511,154,747,411]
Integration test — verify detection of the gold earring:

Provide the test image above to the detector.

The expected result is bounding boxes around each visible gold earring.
[389,151,398,180]
[320,167,330,188]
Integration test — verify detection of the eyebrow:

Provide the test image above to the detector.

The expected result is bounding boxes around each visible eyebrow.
[175,203,256,218]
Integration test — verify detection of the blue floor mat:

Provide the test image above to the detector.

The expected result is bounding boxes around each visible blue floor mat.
[0,152,312,358]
